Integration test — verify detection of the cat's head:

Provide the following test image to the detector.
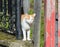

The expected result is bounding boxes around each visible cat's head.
[25,13,36,24]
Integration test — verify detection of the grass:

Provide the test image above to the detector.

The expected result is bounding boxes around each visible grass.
[40,2,44,47]
[40,9,44,47]
[0,31,16,41]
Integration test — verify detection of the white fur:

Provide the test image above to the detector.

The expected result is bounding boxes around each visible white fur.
[21,14,36,41]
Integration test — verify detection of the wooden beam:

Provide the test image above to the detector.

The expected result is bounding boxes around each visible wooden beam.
[45,0,55,47]
[45,0,51,47]
[33,0,42,47]
[58,0,60,47]
[50,0,55,47]
[23,0,30,13]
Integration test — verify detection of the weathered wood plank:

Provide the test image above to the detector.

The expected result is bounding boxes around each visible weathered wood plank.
[45,0,51,47]
[23,0,30,13]
[33,0,42,47]
[45,0,55,47]
[58,0,60,47]
[50,0,55,47]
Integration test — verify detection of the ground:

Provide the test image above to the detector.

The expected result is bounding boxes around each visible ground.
[0,31,34,47]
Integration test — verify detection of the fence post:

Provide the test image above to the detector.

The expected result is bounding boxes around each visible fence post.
[8,0,13,32]
[15,0,22,40]
[3,0,6,16]
[0,0,2,12]
[58,0,60,47]
[23,0,30,13]
[8,0,12,16]
[2,0,7,29]
[44,0,55,47]
[33,0,42,47]
[44,0,51,46]
[55,0,58,47]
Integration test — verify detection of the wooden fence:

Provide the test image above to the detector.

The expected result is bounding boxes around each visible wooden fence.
[1,0,60,47]
[45,0,60,47]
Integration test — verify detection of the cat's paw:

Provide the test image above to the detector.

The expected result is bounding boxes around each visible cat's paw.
[27,38,31,41]
[22,39,26,41]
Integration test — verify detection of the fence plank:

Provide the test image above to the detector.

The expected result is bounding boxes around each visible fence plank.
[50,0,55,47]
[23,0,30,13]
[45,0,55,47]
[58,0,60,47]
[45,0,51,47]
[33,0,42,47]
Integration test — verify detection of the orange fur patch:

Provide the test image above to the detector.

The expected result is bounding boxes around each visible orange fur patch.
[21,14,34,21]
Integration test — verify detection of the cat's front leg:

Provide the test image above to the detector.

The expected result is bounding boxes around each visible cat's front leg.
[22,28,26,41]
[27,30,31,41]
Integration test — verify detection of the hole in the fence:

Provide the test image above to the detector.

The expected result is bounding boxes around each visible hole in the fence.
[56,19,58,21]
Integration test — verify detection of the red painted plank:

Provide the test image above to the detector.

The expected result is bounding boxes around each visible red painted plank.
[45,0,51,47]
[50,0,55,47]
[58,0,60,47]
[45,0,55,47]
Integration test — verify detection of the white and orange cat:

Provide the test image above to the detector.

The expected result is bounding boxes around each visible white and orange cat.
[21,13,36,41]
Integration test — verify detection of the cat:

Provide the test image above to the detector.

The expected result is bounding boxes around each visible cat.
[21,13,36,41]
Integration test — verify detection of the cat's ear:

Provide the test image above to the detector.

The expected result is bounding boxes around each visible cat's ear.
[33,13,36,17]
